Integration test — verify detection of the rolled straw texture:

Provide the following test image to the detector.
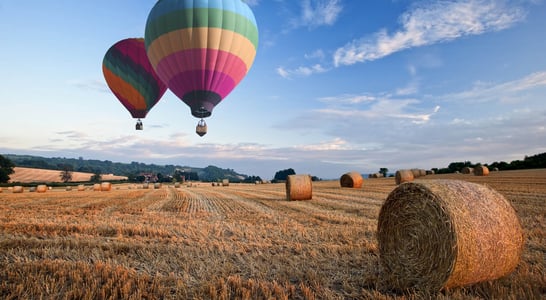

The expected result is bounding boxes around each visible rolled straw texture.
[77,184,85,191]
[377,180,523,292]
[395,169,414,185]
[13,186,24,193]
[286,174,312,201]
[410,169,421,178]
[340,172,363,188]
[36,185,47,193]
[93,184,101,191]
[474,165,489,176]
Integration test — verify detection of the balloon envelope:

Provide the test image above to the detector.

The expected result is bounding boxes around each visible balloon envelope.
[103,38,167,119]
[144,0,259,118]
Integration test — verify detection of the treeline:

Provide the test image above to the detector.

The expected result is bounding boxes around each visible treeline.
[3,154,252,183]
[433,152,546,174]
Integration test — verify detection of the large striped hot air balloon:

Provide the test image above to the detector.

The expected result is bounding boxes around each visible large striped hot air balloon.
[102,38,167,130]
[144,0,259,136]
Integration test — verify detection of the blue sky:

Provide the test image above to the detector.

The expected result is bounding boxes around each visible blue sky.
[1,0,545,180]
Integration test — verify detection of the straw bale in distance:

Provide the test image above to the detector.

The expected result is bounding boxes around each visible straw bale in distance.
[340,172,363,188]
[93,183,101,191]
[12,186,24,193]
[395,169,414,185]
[286,174,312,201]
[377,180,523,292]
[77,184,85,191]
[154,183,162,189]
[410,169,421,178]
[100,182,112,191]
[36,185,47,193]
[461,167,473,174]
[474,165,489,176]
[222,179,230,186]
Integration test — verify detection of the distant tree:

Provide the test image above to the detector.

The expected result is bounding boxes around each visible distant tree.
[59,164,74,183]
[273,168,295,181]
[0,155,15,183]
[379,168,389,177]
[90,169,102,183]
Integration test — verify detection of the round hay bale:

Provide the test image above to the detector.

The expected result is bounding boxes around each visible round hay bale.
[93,183,101,191]
[174,182,181,188]
[36,185,48,193]
[286,174,312,201]
[461,167,473,174]
[29,187,36,192]
[395,169,414,185]
[77,184,85,191]
[377,180,524,292]
[154,182,162,189]
[340,172,363,188]
[13,186,24,193]
[100,182,112,191]
[410,169,421,178]
[222,179,230,187]
[66,186,72,191]
[419,169,427,177]
[474,165,489,176]
[142,183,149,189]
[493,167,499,172]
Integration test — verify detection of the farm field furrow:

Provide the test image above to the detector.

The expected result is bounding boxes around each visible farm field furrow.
[0,169,545,299]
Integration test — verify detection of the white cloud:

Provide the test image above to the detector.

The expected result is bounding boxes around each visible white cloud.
[276,64,329,78]
[300,0,343,28]
[333,0,526,67]
[441,71,546,103]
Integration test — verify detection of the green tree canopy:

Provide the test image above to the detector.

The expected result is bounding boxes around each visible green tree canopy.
[0,155,15,183]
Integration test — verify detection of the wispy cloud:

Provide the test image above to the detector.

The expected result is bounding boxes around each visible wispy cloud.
[441,71,546,103]
[276,64,329,79]
[297,0,343,28]
[334,0,526,67]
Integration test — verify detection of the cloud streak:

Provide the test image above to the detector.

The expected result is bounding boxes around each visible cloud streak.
[333,0,526,67]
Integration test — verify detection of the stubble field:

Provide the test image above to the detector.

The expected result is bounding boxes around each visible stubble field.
[0,169,545,299]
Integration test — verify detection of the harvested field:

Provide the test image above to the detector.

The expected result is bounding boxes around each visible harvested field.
[0,169,545,299]
[9,167,128,183]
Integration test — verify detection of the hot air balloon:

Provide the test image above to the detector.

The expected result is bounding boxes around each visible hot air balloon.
[103,38,167,130]
[144,0,259,136]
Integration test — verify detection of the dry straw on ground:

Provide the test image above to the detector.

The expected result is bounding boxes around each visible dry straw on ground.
[474,165,490,176]
[340,172,363,188]
[377,180,524,292]
[285,174,312,201]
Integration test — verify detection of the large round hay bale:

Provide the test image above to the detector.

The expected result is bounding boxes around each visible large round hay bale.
[461,167,473,174]
[36,185,48,193]
[286,174,312,201]
[340,172,363,188]
[474,165,489,176]
[13,186,24,193]
[154,182,162,189]
[100,182,112,191]
[174,182,180,188]
[222,179,230,187]
[93,183,101,191]
[395,169,414,185]
[377,180,523,292]
[77,184,85,191]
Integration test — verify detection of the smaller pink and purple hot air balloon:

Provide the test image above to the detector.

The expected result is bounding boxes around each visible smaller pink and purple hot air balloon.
[103,38,167,130]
